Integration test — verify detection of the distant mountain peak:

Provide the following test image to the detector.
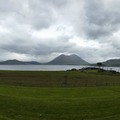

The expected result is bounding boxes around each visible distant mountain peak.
[48,54,89,65]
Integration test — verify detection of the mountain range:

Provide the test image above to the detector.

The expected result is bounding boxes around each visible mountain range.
[0,54,89,65]
[0,59,41,65]
[0,54,120,66]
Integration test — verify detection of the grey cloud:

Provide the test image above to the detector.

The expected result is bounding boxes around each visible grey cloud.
[26,0,69,29]
[0,0,25,15]
[82,0,120,39]
[0,0,14,12]
[0,32,73,58]
[0,0,58,30]
[112,40,120,49]
[0,0,120,62]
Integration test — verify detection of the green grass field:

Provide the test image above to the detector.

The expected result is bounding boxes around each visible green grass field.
[0,70,120,87]
[1,86,120,120]
[0,70,120,120]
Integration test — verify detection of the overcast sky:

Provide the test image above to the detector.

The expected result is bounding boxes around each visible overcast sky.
[0,0,120,63]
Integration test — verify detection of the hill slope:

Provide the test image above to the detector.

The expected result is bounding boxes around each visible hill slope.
[102,59,120,67]
[0,59,40,65]
[48,54,89,65]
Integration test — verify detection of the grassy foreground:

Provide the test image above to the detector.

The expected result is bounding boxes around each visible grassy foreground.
[0,86,120,120]
[0,70,120,120]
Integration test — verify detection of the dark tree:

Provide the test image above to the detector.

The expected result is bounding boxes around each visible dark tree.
[97,62,102,68]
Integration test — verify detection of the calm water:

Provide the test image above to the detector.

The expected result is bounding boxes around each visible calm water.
[0,65,119,72]
[0,65,86,71]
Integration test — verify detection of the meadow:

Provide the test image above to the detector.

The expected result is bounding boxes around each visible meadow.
[0,70,120,87]
[0,70,120,120]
